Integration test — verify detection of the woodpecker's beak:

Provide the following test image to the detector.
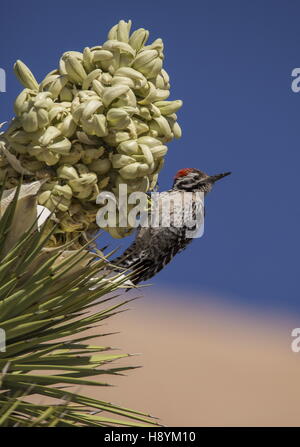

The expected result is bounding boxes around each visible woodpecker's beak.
[207,172,231,183]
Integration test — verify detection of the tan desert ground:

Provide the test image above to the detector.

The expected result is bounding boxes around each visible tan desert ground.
[75,287,300,427]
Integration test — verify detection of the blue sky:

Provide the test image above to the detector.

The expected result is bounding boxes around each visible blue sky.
[1,0,300,313]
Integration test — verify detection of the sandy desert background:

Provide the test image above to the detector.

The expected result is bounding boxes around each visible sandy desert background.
[79,288,300,427]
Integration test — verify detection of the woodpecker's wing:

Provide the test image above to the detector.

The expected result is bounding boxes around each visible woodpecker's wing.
[113,224,193,284]
[112,190,200,283]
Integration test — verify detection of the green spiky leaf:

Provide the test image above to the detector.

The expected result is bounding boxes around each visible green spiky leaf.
[0,181,157,427]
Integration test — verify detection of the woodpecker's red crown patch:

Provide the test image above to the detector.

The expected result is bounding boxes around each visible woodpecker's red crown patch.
[174,168,195,179]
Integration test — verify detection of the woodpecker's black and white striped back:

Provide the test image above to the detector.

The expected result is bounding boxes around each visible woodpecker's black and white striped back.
[112,168,230,284]
[113,190,199,283]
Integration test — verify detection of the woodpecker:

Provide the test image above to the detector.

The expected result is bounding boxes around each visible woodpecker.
[113,168,231,284]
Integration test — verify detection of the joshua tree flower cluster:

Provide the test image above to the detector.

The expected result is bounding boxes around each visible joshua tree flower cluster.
[1,19,182,243]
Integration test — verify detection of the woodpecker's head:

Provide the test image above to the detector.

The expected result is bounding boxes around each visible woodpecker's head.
[173,168,231,193]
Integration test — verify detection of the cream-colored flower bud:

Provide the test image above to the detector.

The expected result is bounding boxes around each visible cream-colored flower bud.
[82,69,102,90]
[116,19,132,43]
[137,163,150,175]
[117,139,140,155]
[39,126,61,146]
[107,108,130,129]
[128,121,139,142]
[63,55,87,84]
[137,106,152,121]
[57,164,79,180]
[83,47,95,73]
[161,68,170,86]
[74,90,94,102]
[119,161,150,179]
[33,125,72,163]
[59,86,74,102]
[138,82,159,105]
[107,24,118,40]
[118,53,135,70]
[39,184,72,212]
[142,38,164,52]
[154,99,183,115]
[36,108,50,128]
[38,190,52,206]
[92,79,105,97]
[149,129,158,138]
[148,103,161,118]
[91,114,108,137]
[49,103,71,121]
[103,40,136,57]
[139,143,154,166]
[34,91,54,107]
[137,135,161,147]
[39,73,57,89]
[97,50,116,74]
[71,102,86,124]
[40,74,69,99]
[22,109,39,133]
[14,60,39,91]
[100,72,113,85]
[129,28,149,51]
[69,171,97,189]
[170,121,182,139]
[48,139,72,154]
[79,97,101,116]
[102,85,130,108]
[14,89,32,116]
[114,67,147,89]
[17,91,54,131]
[118,162,140,179]
[111,153,136,168]
[150,144,168,159]
[57,114,77,138]
[132,118,149,135]
[133,50,158,71]
[111,76,135,89]
[63,51,84,60]
[154,89,170,101]
[92,50,114,63]
[113,88,137,108]
[69,172,98,199]
[140,57,163,79]
[149,116,172,141]
[154,72,170,90]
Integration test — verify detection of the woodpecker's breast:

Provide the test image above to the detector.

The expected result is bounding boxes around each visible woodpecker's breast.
[151,190,204,231]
